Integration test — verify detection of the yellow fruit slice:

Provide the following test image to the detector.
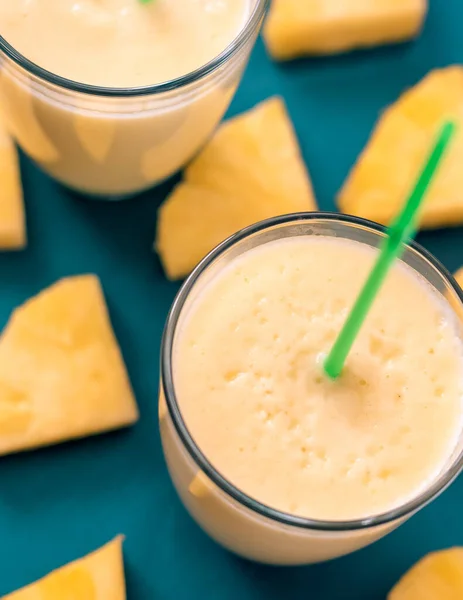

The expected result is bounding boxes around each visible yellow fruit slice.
[156,97,316,280]
[389,548,463,599]
[338,67,463,229]
[189,471,214,499]
[263,0,427,60]
[454,268,463,289]
[0,275,139,455]
[158,388,168,422]
[0,71,59,165]
[74,114,115,164]
[2,536,126,599]
[0,112,26,249]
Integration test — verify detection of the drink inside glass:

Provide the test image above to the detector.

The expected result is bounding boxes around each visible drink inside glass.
[160,213,463,565]
[0,0,268,197]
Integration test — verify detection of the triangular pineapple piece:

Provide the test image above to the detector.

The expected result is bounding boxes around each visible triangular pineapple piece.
[0,111,26,249]
[2,536,126,599]
[189,471,215,499]
[0,71,59,165]
[156,97,316,280]
[454,267,463,289]
[0,275,138,455]
[389,548,463,599]
[338,67,463,229]
[74,114,115,164]
[263,0,427,60]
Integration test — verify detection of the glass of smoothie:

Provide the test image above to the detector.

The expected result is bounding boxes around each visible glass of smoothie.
[0,0,268,198]
[159,213,463,565]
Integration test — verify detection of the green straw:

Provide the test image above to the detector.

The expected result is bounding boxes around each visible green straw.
[324,120,457,380]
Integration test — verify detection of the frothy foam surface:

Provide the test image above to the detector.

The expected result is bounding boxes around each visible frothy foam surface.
[175,237,463,521]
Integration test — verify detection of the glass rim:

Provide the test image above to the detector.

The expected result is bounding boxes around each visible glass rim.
[161,212,463,532]
[0,0,269,98]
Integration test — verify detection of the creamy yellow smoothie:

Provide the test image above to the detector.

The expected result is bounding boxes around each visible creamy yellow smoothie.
[0,0,261,196]
[0,0,249,87]
[160,217,463,564]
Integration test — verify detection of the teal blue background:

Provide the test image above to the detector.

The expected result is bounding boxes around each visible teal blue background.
[1,0,463,597]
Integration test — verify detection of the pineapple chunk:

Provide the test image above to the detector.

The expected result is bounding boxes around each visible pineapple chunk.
[454,267,463,289]
[0,275,139,456]
[158,388,168,422]
[338,67,463,229]
[0,112,26,249]
[74,114,115,164]
[263,0,427,60]
[189,471,214,499]
[0,71,59,165]
[2,536,126,599]
[389,548,463,599]
[156,97,316,280]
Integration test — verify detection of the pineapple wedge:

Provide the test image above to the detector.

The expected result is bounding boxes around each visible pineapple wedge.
[74,114,115,164]
[189,471,214,499]
[263,0,427,60]
[0,275,139,455]
[338,67,463,229]
[389,548,463,599]
[0,71,59,165]
[2,536,126,599]
[156,97,316,280]
[454,267,463,289]
[0,112,26,249]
